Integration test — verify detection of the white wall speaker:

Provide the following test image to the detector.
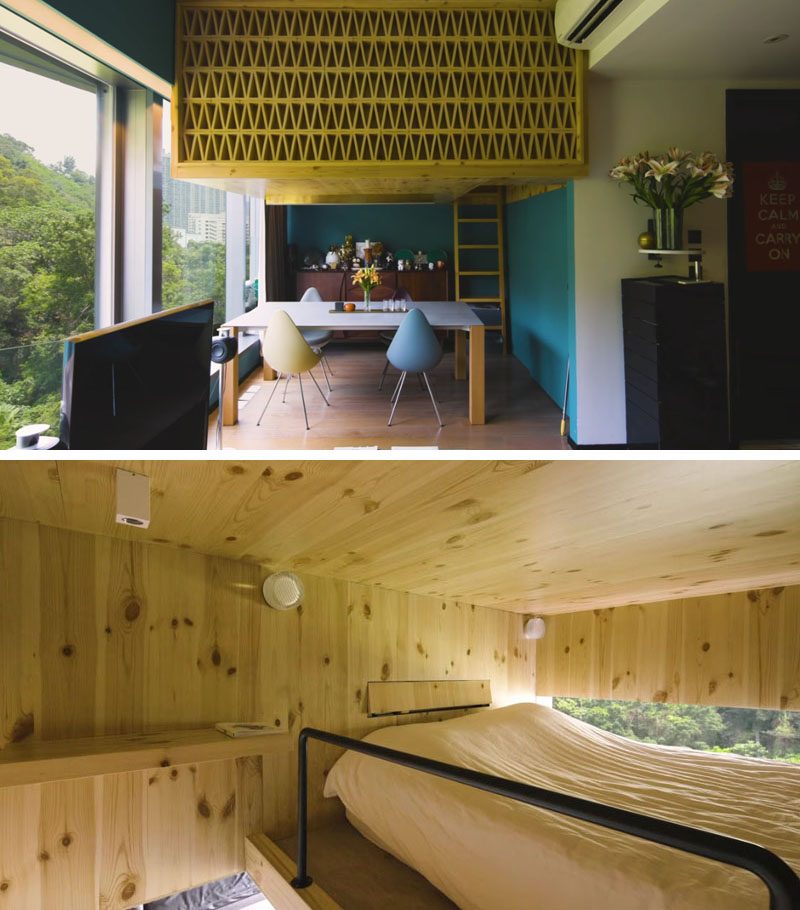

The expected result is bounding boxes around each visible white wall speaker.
[262,572,304,611]
[115,469,151,528]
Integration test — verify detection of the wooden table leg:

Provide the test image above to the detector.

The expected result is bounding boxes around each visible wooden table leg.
[223,327,239,426]
[454,330,467,380]
[468,324,485,425]
[260,331,276,381]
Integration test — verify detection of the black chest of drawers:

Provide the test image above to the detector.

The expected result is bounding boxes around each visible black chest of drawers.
[622,277,729,449]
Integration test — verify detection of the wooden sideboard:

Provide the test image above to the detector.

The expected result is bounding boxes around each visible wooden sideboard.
[295,269,449,302]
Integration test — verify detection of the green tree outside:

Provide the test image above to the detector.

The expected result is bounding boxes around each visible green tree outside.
[0,134,95,447]
[554,697,800,763]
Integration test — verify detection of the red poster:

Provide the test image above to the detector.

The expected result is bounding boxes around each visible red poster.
[744,161,800,272]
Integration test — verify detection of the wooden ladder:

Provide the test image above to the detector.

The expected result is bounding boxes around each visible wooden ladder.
[453,186,507,352]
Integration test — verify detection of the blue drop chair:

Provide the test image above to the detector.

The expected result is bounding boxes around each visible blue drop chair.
[378,287,413,391]
[298,286,334,390]
[386,307,444,427]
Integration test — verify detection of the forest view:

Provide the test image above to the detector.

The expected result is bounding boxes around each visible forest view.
[0,132,224,448]
[555,697,800,763]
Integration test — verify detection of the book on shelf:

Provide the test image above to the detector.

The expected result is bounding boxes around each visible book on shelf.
[215,722,282,739]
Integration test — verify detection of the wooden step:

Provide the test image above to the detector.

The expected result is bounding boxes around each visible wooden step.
[457,217,498,223]
[459,270,500,276]
[246,834,342,910]
[457,243,498,250]
[460,297,502,303]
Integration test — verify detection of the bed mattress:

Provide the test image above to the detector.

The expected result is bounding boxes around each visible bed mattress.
[324,703,800,910]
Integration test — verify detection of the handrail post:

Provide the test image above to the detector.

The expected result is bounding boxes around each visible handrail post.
[290,730,313,888]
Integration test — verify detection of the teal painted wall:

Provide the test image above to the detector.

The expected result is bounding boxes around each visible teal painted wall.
[287,204,454,260]
[507,185,576,430]
[47,0,174,84]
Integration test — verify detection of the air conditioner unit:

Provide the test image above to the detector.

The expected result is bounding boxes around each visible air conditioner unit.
[554,0,659,50]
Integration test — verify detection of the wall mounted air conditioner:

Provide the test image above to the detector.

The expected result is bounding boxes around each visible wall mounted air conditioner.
[555,0,663,51]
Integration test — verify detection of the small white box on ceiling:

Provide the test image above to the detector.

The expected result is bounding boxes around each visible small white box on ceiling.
[115,469,150,529]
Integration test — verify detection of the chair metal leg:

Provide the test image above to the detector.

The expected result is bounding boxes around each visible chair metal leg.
[282,373,292,403]
[387,371,408,426]
[422,372,444,426]
[322,352,334,375]
[257,374,283,426]
[318,353,333,392]
[417,372,425,390]
[309,369,330,406]
[378,359,390,391]
[390,371,405,404]
[298,373,310,430]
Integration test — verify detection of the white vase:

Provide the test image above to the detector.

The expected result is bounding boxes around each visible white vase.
[325,250,340,268]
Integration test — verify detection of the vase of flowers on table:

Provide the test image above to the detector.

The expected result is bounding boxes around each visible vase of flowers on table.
[609,148,734,250]
[352,265,381,310]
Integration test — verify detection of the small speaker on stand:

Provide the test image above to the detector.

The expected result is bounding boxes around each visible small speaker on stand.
[210,335,238,450]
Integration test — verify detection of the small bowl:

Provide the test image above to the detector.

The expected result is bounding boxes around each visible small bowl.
[343,302,356,312]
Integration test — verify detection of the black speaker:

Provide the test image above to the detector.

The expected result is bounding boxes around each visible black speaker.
[210,335,238,364]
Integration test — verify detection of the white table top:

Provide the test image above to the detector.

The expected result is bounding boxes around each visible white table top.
[222,300,483,332]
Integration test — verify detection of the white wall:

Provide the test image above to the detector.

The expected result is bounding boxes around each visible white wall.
[572,75,800,446]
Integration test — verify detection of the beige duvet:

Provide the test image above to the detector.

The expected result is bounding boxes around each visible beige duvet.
[324,704,800,910]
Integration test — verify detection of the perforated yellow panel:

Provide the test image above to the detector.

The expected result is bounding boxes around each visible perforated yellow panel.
[174,0,586,201]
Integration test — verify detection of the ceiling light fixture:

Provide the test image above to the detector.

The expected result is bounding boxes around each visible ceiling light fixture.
[763,33,789,44]
[522,616,546,640]
[262,572,305,611]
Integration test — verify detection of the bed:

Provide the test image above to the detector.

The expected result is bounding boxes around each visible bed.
[323,703,800,910]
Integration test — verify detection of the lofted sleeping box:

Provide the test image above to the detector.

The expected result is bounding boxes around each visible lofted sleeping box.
[0,458,799,910]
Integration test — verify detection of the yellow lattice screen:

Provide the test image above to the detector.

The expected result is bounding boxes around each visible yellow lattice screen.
[174,0,586,201]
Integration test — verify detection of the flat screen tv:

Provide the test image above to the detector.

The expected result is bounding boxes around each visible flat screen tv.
[60,301,215,449]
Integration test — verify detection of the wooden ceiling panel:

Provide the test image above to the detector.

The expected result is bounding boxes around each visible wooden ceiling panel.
[0,460,798,615]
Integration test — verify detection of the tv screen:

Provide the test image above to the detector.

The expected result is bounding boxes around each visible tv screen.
[60,301,215,450]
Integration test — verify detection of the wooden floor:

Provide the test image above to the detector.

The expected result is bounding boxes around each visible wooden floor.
[277,821,458,910]
[213,340,569,450]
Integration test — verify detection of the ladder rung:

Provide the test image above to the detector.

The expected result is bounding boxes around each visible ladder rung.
[458,244,498,250]
[461,297,503,303]
[459,194,503,205]
[457,218,498,223]
[459,271,500,276]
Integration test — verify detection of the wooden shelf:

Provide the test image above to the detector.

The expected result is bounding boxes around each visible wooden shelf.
[638,249,701,256]
[0,727,292,789]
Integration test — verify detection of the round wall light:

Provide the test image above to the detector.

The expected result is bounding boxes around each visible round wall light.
[262,572,305,611]
[522,616,546,640]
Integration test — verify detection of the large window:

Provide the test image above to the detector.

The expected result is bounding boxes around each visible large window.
[161,98,227,326]
[555,697,800,763]
[0,48,98,447]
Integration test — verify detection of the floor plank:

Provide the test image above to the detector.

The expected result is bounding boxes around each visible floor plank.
[277,821,458,910]
[213,341,569,451]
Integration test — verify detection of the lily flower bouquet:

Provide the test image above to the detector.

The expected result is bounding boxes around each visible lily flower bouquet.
[352,265,381,310]
[609,148,734,249]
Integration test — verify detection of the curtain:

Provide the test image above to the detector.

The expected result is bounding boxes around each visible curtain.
[264,204,289,301]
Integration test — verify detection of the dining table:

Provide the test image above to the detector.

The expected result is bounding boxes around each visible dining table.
[220,300,486,426]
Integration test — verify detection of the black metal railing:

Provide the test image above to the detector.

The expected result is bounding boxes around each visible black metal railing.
[291,727,800,910]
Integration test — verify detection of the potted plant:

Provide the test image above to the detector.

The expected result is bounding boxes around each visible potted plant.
[609,148,734,250]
